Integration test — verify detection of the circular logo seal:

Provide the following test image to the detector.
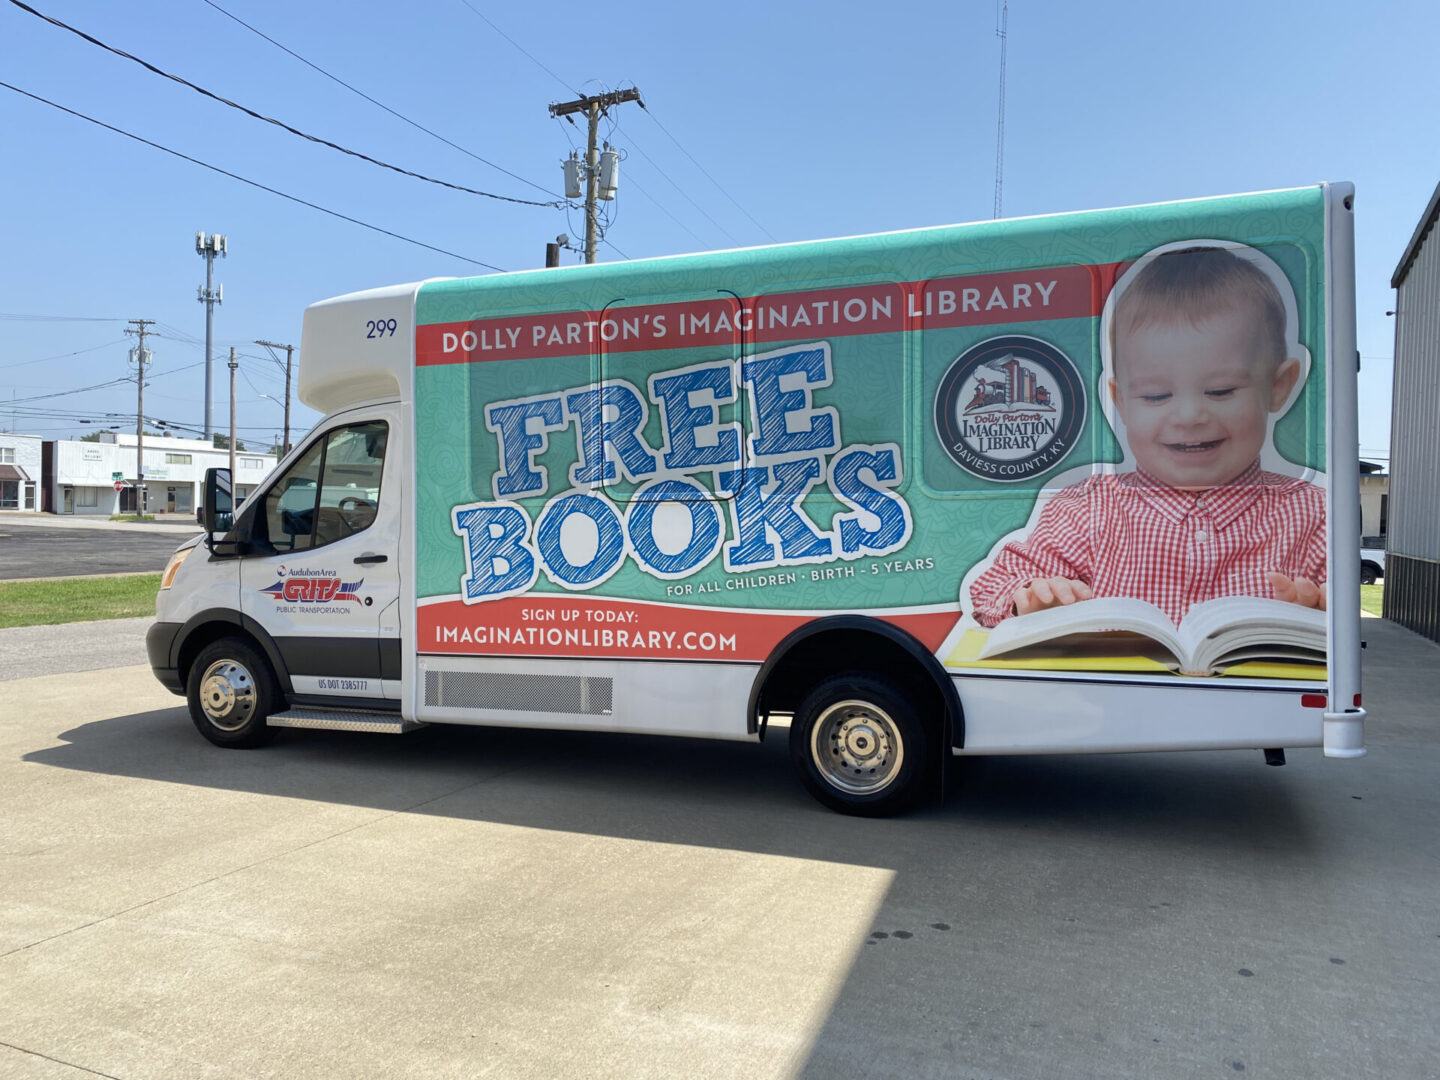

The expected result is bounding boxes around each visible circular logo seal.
[933,335,1087,482]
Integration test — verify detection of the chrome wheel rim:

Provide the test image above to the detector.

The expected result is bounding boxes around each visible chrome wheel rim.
[198,659,256,732]
[811,699,904,795]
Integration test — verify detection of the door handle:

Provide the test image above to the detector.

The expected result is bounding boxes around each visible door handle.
[354,554,388,565]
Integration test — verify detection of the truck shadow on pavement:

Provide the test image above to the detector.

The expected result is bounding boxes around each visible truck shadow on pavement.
[26,700,1321,868]
[20,693,1400,1080]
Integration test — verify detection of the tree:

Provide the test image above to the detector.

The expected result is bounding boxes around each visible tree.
[212,433,248,451]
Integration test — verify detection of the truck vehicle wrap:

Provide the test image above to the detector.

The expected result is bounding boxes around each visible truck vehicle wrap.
[149,184,1365,814]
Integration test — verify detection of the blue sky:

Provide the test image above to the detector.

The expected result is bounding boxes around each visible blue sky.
[2,0,1434,462]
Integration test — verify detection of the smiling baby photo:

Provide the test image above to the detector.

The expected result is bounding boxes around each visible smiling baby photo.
[964,240,1325,636]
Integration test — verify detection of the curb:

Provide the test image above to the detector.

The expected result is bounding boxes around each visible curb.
[0,512,200,535]
[3,571,162,584]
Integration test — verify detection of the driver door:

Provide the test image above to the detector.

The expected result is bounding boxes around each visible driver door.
[240,410,401,704]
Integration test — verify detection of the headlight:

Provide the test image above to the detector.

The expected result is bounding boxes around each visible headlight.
[160,547,192,590]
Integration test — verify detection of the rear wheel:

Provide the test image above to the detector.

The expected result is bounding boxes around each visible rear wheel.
[186,637,280,748]
[789,672,933,816]
[1360,564,1378,586]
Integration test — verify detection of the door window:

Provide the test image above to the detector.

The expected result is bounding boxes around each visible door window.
[253,421,387,554]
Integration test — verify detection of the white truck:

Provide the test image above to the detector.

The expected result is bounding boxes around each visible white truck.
[149,184,1366,815]
[1360,538,1386,586]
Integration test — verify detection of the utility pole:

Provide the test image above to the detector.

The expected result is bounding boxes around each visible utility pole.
[549,88,642,263]
[228,347,238,482]
[125,319,155,517]
[255,339,294,454]
[196,232,227,438]
[993,1,1009,219]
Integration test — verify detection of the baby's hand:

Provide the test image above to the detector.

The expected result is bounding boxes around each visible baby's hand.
[1267,572,1326,611]
[1013,576,1093,616]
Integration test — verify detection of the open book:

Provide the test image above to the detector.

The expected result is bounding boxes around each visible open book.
[971,595,1327,677]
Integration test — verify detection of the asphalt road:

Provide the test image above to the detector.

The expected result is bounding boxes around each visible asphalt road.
[0,618,1437,1079]
[0,524,191,579]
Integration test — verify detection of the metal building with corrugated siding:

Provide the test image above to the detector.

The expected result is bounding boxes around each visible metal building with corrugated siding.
[1386,181,1440,641]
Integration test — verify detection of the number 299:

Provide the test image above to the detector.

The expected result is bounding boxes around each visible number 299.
[366,318,398,339]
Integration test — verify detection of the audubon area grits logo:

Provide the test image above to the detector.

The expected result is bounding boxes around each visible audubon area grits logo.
[934,334,1087,482]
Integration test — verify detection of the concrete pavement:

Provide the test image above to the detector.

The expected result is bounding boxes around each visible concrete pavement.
[0,619,1437,1079]
[0,617,153,682]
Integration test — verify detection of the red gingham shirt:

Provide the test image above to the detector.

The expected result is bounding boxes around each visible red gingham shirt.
[968,462,1327,627]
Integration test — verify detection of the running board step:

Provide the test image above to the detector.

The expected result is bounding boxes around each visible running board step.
[267,707,424,734]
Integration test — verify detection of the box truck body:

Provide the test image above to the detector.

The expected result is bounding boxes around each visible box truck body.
[149,184,1365,814]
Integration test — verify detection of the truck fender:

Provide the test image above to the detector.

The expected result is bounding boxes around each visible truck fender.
[747,614,965,749]
[171,608,294,693]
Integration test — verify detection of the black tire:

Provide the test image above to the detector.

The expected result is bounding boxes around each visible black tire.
[1360,564,1378,586]
[789,672,933,817]
[186,637,281,748]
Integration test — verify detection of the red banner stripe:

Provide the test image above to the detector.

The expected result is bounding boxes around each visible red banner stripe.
[418,596,958,663]
[415,265,1123,367]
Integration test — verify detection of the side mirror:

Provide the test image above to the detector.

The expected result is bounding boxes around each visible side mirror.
[201,468,237,554]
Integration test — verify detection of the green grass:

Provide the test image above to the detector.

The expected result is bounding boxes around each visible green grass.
[110,514,155,521]
[0,574,161,628]
[1360,584,1384,617]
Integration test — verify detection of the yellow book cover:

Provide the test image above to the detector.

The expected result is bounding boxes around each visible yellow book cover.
[941,597,1328,680]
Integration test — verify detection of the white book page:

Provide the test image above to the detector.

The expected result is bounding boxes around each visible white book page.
[977,596,1182,661]
[1178,597,1327,672]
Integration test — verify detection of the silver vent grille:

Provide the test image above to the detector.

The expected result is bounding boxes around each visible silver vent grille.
[424,670,613,715]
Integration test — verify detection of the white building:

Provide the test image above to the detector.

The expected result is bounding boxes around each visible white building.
[1359,460,1389,542]
[49,432,277,516]
[0,432,43,511]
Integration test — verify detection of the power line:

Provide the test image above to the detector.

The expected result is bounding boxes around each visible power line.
[8,360,210,407]
[197,0,561,201]
[623,173,708,249]
[4,378,132,405]
[8,407,127,420]
[153,322,204,346]
[235,362,271,398]
[0,338,129,370]
[3,402,291,436]
[612,128,740,247]
[0,80,504,269]
[148,361,208,380]
[633,106,776,242]
[7,0,562,208]
[462,7,755,250]
[553,115,581,153]
[236,355,287,384]
[0,313,125,322]
[454,0,579,97]
[151,327,261,354]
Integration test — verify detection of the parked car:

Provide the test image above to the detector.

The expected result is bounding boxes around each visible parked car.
[1361,536,1386,585]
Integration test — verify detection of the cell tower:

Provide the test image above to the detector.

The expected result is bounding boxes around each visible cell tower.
[993,0,1009,219]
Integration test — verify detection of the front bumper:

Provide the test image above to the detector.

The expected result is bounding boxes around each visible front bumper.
[146,621,184,694]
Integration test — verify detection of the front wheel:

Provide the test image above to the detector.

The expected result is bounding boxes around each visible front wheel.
[1360,565,1378,586]
[789,673,933,816]
[186,637,280,748]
